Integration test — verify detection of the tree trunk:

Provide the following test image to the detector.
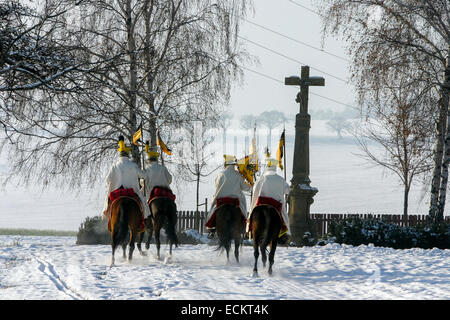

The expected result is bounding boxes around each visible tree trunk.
[144,0,157,152]
[436,48,450,221]
[126,0,140,165]
[429,69,448,220]
[403,182,409,226]
[196,164,200,211]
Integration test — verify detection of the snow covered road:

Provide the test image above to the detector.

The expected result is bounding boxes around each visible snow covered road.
[1,235,449,300]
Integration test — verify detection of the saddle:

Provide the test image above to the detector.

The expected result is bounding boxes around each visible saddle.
[147,186,176,205]
[247,196,288,238]
[104,187,145,233]
[205,197,245,229]
[216,197,239,208]
[255,196,283,213]
[109,187,136,201]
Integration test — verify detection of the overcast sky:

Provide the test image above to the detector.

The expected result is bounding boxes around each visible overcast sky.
[229,0,356,120]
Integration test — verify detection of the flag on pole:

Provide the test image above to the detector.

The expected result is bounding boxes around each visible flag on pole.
[157,132,172,155]
[238,125,259,187]
[132,125,142,145]
[237,155,255,186]
[276,129,285,170]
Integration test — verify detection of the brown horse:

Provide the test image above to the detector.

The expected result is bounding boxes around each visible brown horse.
[215,204,244,263]
[149,197,178,260]
[250,205,282,276]
[109,197,145,266]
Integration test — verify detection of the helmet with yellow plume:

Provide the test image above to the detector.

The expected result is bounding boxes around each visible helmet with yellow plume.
[117,135,131,157]
[264,150,278,170]
[223,154,236,167]
[145,141,160,162]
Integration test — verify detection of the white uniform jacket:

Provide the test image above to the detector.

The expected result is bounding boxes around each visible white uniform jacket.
[249,167,291,234]
[206,165,251,222]
[143,162,173,197]
[102,156,151,218]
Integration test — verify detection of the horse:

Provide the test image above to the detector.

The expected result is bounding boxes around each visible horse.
[109,197,145,266]
[250,205,282,276]
[215,203,244,263]
[149,197,178,260]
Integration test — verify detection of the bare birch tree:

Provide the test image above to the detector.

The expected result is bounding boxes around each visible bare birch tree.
[175,121,218,212]
[317,0,450,220]
[1,0,254,190]
[354,76,436,220]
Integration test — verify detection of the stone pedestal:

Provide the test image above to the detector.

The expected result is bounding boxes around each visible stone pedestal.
[288,112,318,244]
[288,184,318,244]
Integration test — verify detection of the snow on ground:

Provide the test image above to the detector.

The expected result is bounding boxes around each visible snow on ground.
[1,234,449,300]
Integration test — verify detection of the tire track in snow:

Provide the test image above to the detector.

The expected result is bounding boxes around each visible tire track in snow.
[33,255,85,300]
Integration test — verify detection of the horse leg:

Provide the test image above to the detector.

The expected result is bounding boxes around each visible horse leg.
[154,225,162,260]
[137,232,146,256]
[261,245,267,268]
[234,225,241,263]
[253,239,259,277]
[128,229,136,261]
[234,238,240,263]
[122,243,127,259]
[268,240,277,276]
[145,226,153,250]
[111,234,117,267]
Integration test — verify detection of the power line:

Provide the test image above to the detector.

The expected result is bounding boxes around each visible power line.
[287,0,322,16]
[239,65,358,110]
[241,17,349,62]
[238,35,350,84]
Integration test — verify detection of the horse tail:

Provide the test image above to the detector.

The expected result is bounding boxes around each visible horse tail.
[166,199,178,247]
[261,206,273,249]
[216,204,233,252]
[113,201,129,247]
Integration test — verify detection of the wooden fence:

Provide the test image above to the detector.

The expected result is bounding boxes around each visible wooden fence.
[175,211,449,237]
[176,211,207,234]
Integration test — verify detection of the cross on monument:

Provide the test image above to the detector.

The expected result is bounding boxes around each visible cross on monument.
[285,65,325,244]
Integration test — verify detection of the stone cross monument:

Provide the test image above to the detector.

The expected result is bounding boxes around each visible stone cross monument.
[285,65,325,244]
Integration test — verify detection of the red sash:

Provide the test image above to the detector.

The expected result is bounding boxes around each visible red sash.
[255,196,282,213]
[205,197,244,229]
[109,188,135,201]
[247,196,288,238]
[216,197,239,208]
[148,186,176,205]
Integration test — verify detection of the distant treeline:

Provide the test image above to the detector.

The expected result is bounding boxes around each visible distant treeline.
[309,107,359,120]
[0,229,77,236]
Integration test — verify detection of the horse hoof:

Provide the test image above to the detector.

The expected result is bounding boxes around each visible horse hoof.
[252,271,259,278]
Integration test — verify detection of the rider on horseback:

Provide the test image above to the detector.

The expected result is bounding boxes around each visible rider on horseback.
[102,136,151,220]
[142,141,175,206]
[205,155,251,239]
[248,155,290,244]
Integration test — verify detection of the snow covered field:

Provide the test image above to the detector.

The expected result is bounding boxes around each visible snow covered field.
[1,235,449,300]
